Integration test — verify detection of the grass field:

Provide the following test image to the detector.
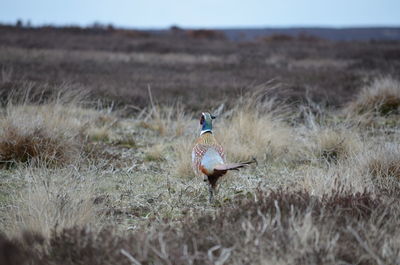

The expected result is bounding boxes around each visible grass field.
[0,26,400,265]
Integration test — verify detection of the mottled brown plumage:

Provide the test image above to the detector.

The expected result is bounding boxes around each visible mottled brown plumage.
[192,132,225,179]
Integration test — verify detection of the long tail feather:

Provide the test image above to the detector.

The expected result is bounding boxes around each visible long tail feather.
[214,157,257,171]
[207,158,257,191]
[214,163,246,171]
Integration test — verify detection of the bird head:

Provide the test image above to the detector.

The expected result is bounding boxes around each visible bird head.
[200,112,216,135]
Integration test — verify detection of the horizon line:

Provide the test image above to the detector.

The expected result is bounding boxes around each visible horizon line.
[1,20,400,30]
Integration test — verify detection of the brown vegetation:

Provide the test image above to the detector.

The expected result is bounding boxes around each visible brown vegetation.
[0,104,83,166]
[187,29,226,40]
[346,76,400,115]
[1,188,399,265]
[1,25,399,112]
[0,25,400,265]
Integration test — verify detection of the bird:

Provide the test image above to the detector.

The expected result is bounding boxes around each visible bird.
[192,112,255,203]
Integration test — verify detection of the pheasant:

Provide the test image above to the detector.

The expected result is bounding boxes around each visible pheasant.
[192,112,255,203]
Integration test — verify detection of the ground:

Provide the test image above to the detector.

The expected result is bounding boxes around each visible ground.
[0,26,400,265]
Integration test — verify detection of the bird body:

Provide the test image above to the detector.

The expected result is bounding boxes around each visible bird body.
[192,131,225,185]
[200,148,224,176]
[192,112,254,202]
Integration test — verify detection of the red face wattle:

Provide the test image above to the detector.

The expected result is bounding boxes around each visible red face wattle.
[200,115,205,125]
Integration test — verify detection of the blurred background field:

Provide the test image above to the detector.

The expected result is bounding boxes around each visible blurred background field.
[1,24,400,112]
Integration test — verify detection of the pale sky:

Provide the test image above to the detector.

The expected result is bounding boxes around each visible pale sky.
[1,0,400,28]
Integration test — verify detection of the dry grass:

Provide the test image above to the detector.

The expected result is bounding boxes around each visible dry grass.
[144,144,165,162]
[0,104,83,166]
[219,109,295,163]
[289,58,353,69]
[346,76,400,116]
[0,47,400,264]
[1,27,400,264]
[0,46,237,67]
[218,90,299,164]
[363,144,400,180]
[86,126,113,143]
[0,85,123,167]
[138,104,191,137]
[300,159,371,196]
[4,167,102,239]
[171,137,196,178]
[2,188,399,265]
[1,92,400,264]
[305,127,361,163]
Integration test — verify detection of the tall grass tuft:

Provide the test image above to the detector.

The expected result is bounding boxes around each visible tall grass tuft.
[172,137,197,178]
[218,88,299,164]
[346,76,400,116]
[0,85,115,167]
[4,168,102,239]
[138,87,191,137]
[363,144,400,180]
[0,104,83,167]
[305,127,361,163]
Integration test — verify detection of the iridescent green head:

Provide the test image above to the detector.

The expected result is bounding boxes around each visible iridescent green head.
[200,112,216,135]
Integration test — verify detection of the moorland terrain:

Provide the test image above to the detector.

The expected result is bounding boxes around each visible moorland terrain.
[0,25,400,264]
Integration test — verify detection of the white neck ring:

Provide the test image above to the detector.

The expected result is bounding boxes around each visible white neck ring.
[200,129,212,135]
